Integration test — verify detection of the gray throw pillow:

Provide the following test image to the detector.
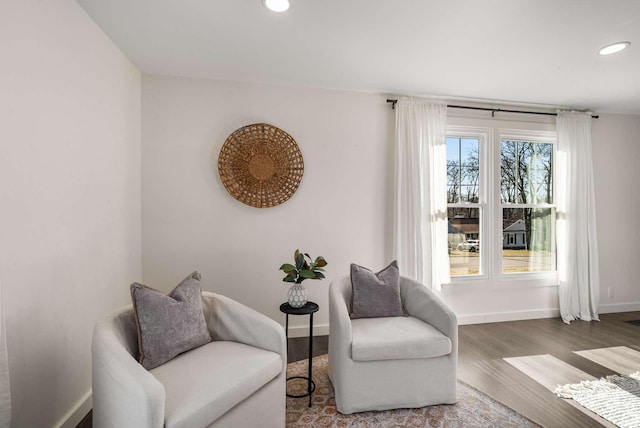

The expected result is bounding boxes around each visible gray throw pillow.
[130,271,212,370]
[350,260,407,319]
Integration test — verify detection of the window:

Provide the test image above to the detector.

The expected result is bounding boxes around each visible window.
[500,136,556,274]
[446,122,557,283]
[446,129,487,277]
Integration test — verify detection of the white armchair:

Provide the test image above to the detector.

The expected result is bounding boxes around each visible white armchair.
[328,275,457,414]
[92,291,287,428]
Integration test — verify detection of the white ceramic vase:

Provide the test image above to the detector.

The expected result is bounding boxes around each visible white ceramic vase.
[287,283,307,308]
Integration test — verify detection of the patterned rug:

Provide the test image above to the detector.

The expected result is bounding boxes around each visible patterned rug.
[286,355,538,427]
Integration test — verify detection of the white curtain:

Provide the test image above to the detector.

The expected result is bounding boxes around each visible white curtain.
[527,145,550,272]
[556,111,600,323]
[393,98,450,291]
[0,273,9,427]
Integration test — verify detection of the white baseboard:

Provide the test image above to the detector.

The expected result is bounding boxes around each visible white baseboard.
[457,308,561,325]
[55,390,92,428]
[285,323,329,338]
[599,301,640,313]
[457,302,640,325]
[289,313,563,331]
[280,303,640,334]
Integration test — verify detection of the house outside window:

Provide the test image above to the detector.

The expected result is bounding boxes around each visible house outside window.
[446,119,557,285]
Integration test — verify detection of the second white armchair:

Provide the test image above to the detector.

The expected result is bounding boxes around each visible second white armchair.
[328,274,457,414]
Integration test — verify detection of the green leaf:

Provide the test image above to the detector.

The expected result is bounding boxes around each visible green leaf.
[314,272,325,279]
[295,252,305,270]
[279,263,296,273]
[299,269,315,279]
[283,273,297,283]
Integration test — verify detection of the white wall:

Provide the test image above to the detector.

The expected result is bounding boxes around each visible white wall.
[142,75,640,332]
[142,75,394,334]
[592,114,640,312]
[0,1,141,426]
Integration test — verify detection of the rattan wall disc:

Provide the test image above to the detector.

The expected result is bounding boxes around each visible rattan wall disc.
[218,123,304,208]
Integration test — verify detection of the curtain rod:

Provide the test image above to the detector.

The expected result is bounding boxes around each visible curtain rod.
[385,99,599,119]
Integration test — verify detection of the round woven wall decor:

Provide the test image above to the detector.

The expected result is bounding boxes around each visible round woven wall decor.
[218,123,304,208]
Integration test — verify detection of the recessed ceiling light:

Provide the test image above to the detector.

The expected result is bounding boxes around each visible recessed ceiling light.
[263,0,290,12]
[598,41,630,55]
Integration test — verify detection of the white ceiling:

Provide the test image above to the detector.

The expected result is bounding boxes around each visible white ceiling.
[78,0,640,114]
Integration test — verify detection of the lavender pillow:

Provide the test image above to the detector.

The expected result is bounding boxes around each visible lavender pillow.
[350,261,407,319]
[130,271,211,370]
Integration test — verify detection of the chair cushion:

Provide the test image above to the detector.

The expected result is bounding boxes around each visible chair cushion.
[350,260,407,319]
[351,316,452,361]
[130,271,211,370]
[150,340,282,428]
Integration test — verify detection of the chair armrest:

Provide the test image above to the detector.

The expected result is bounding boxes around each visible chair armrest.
[400,278,457,348]
[329,277,353,360]
[92,312,166,428]
[202,292,287,366]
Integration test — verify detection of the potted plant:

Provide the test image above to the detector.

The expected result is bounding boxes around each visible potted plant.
[279,249,327,308]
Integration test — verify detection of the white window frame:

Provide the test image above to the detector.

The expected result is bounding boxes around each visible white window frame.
[496,129,557,283]
[446,119,559,288]
[446,126,492,281]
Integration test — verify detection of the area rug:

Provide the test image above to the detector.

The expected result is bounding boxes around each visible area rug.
[286,355,538,427]
[554,372,640,428]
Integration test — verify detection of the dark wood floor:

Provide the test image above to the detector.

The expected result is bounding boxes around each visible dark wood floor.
[287,334,328,363]
[78,312,640,427]
[296,313,640,427]
[457,311,640,428]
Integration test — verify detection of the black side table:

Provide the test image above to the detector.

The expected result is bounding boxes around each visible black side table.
[280,301,319,407]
